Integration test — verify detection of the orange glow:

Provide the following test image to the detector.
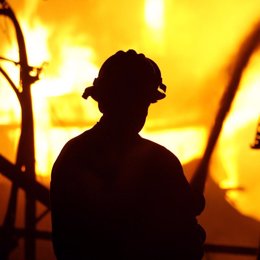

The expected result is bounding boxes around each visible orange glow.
[1,0,260,222]
[212,51,260,221]
[142,126,207,164]
[0,15,100,176]
[30,26,100,176]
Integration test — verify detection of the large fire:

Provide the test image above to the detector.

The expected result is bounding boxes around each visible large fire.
[1,0,260,225]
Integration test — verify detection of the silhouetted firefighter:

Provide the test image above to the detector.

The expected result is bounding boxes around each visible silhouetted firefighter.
[1,1,260,259]
[50,50,206,260]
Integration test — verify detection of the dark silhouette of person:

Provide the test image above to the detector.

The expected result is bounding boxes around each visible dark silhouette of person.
[50,50,206,260]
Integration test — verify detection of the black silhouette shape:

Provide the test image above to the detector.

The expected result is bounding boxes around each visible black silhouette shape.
[50,50,205,260]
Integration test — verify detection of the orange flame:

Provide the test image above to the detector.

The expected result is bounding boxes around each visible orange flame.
[1,0,260,221]
[213,50,260,221]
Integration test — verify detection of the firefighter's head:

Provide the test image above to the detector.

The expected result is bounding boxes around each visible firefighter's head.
[82,49,167,131]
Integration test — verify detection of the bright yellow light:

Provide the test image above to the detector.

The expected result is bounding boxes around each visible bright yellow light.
[145,0,164,30]
[1,0,260,222]
[213,52,260,221]
[22,19,50,65]
[142,127,207,164]
[1,17,100,177]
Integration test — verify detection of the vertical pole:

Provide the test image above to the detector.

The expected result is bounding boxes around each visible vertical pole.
[0,2,37,259]
[15,14,37,260]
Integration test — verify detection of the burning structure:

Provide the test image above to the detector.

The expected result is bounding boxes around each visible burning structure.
[0,0,260,259]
